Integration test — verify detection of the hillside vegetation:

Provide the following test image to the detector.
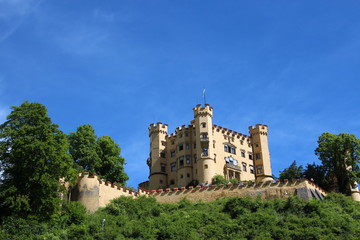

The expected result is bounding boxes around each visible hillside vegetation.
[1,193,359,240]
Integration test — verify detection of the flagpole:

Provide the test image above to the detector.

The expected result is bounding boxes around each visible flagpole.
[203,88,206,106]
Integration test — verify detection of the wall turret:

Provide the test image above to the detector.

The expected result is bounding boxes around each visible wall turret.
[249,124,273,182]
[148,122,168,190]
[194,104,215,185]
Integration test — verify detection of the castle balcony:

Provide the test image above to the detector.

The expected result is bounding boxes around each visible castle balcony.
[225,163,241,171]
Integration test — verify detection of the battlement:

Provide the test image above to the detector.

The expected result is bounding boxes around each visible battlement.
[193,104,213,118]
[149,122,168,136]
[72,172,135,213]
[142,178,327,204]
[213,124,250,141]
[249,124,268,135]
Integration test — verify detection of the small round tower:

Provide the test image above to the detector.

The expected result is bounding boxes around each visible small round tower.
[249,124,273,182]
[148,122,168,190]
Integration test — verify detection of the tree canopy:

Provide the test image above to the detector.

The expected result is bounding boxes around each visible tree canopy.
[315,132,360,194]
[279,160,304,181]
[0,101,76,220]
[69,124,128,185]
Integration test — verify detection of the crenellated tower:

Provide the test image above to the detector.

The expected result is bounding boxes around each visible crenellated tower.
[148,122,168,190]
[193,104,215,185]
[249,124,273,182]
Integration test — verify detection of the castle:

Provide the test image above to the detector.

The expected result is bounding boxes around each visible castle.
[143,104,273,190]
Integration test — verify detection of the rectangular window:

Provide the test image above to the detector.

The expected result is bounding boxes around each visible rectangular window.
[249,153,253,160]
[202,133,208,139]
[161,163,166,172]
[194,143,196,149]
[224,145,228,152]
[179,156,184,166]
[202,122,206,128]
[242,162,247,172]
[256,153,261,160]
[179,144,184,151]
[194,154,197,163]
[231,147,236,154]
[185,132,189,137]
[170,179,175,185]
[171,151,176,157]
[250,165,254,174]
[241,151,245,158]
[257,165,262,174]
[160,152,165,158]
[202,147,208,156]
[186,155,191,164]
[185,143,190,149]
[171,163,176,172]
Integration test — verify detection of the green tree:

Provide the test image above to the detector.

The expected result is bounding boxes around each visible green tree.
[96,135,128,185]
[0,101,76,220]
[68,124,101,173]
[315,132,360,194]
[69,125,128,185]
[279,160,304,181]
[303,162,332,191]
[212,175,228,185]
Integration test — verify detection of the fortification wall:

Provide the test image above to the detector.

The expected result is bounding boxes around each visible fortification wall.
[139,179,327,204]
[71,173,135,213]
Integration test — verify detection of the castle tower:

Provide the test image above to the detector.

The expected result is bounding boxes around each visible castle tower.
[194,104,215,185]
[249,124,273,182]
[148,122,168,190]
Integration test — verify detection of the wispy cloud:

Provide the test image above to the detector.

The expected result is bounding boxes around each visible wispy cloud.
[0,0,42,43]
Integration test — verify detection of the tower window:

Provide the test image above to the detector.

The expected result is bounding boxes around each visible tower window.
[204,164,208,169]
[202,147,208,156]
[161,163,166,172]
[250,165,254,174]
[186,143,190,149]
[171,163,176,172]
[255,143,259,148]
[161,141,166,146]
[241,150,245,158]
[256,153,261,160]
[171,151,176,157]
[186,155,191,164]
[249,153,253,160]
[201,132,208,139]
[179,156,184,166]
[179,144,184,151]
[160,152,165,158]
[257,165,263,174]
[242,162,247,172]
[194,154,197,163]
[201,122,206,128]
[185,132,189,137]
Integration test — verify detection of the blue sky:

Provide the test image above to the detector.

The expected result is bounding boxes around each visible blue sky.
[1,0,360,188]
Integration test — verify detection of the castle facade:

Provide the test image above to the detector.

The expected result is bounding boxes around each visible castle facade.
[145,104,273,190]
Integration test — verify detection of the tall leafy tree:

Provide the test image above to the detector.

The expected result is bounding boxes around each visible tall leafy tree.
[69,125,128,185]
[279,160,304,181]
[303,163,332,191]
[97,135,128,185]
[0,101,76,220]
[315,132,360,194]
[68,124,101,173]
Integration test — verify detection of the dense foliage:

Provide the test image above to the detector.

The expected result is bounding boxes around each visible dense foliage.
[1,194,359,239]
[279,161,304,181]
[0,102,76,220]
[315,132,360,194]
[279,132,360,194]
[69,125,128,184]
[0,102,128,220]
